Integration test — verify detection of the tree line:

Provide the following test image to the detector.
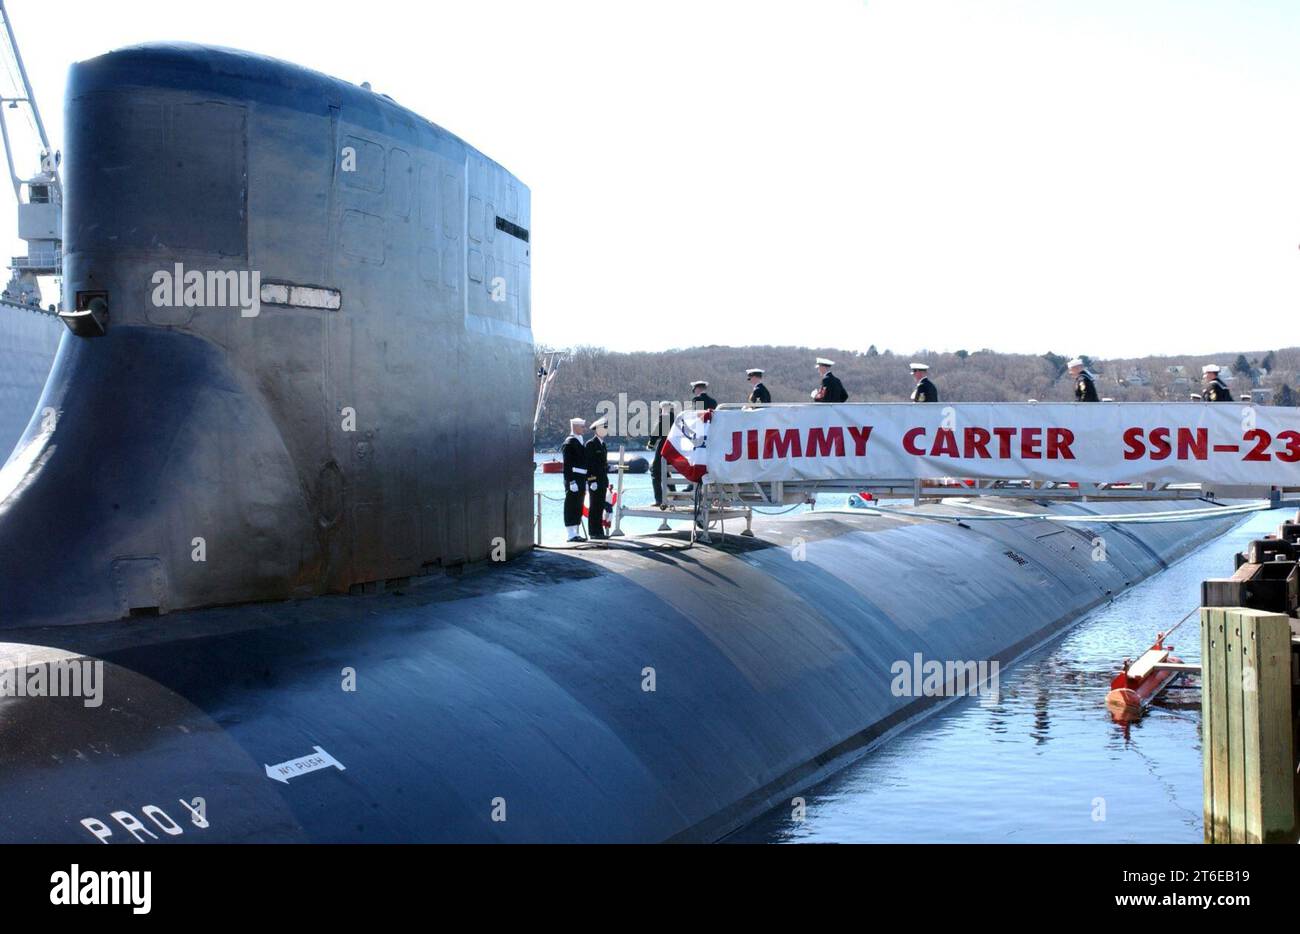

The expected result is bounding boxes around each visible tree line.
[534,343,1300,447]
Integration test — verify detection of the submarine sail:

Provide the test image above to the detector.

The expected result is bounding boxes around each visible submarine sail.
[0,43,535,628]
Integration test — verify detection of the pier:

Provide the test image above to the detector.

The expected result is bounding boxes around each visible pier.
[1200,512,1300,843]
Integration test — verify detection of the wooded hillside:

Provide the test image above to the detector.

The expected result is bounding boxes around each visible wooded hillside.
[534,344,1300,447]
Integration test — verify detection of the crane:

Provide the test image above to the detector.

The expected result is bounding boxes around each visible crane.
[0,0,58,313]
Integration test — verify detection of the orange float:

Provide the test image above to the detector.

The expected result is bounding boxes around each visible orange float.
[1106,633,1186,722]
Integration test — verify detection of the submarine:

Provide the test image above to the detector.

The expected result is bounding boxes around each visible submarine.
[0,43,1244,843]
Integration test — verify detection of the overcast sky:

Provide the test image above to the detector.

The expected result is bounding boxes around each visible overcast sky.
[2,0,1296,358]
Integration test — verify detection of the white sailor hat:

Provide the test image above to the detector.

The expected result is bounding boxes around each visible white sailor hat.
[690,379,709,389]
[1189,392,1203,400]
[1067,358,1084,369]
[1202,363,1221,374]
[909,362,929,371]
[569,417,587,430]
[746,368,764,377]
[815,357,835,368]
[589,416,609,431]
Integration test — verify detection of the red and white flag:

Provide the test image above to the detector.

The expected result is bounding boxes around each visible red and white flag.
[660,409,711,482]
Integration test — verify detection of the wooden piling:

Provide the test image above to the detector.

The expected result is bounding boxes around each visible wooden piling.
[1201,606,1295,843]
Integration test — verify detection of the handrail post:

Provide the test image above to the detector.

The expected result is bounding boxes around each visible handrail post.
[535,491,542,546]
[697,480,712,544]
[611,444,626,537]
[657,453,671,531]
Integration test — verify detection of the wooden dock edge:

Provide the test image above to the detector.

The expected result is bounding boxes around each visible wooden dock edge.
[1201,607,1297,844]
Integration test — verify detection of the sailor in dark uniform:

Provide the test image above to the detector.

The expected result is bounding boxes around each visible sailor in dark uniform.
[690,380,717,411]
[561,417,588,542]
[746,368,771,404]
[584,417,610,540]
[909,362,938,402]
[647,402,677,507]
[1202,364,1233,402]
[1068,358,1099,402]
[812,357,848,402]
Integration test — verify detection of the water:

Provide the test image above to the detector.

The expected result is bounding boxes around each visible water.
[727,507,1288,843]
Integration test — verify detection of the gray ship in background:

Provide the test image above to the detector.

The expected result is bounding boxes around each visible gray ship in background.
[0,301,59,452]
[0,0,62,457]
[0,40,1247,843]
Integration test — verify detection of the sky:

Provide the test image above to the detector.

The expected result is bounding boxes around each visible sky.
[0,0,1296,358]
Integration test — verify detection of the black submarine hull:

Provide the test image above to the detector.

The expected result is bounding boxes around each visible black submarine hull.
[0,43,1244,844]
[0,500,1240,843]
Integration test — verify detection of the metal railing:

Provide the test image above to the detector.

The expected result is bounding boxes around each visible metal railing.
[609,456,1286,545]
[10,247,60,271]
[611,446,754,544]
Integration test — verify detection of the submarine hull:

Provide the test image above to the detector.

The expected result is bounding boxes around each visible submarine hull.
[0,500,1240,843]
[0,43,1246,844]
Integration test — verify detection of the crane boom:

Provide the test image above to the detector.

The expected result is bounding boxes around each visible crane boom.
[0,0,59,312]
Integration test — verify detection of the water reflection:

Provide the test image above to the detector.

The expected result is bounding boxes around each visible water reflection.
[728,508,1286,844]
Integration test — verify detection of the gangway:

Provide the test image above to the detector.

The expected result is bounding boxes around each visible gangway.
[611,402,1296,544]
[612,455,757,543]
[612,460,1258,545]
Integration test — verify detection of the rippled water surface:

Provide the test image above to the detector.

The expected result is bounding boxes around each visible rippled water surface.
[727,508,1286,843]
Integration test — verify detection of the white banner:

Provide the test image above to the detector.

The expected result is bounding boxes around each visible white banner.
[690,403,1300,486]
